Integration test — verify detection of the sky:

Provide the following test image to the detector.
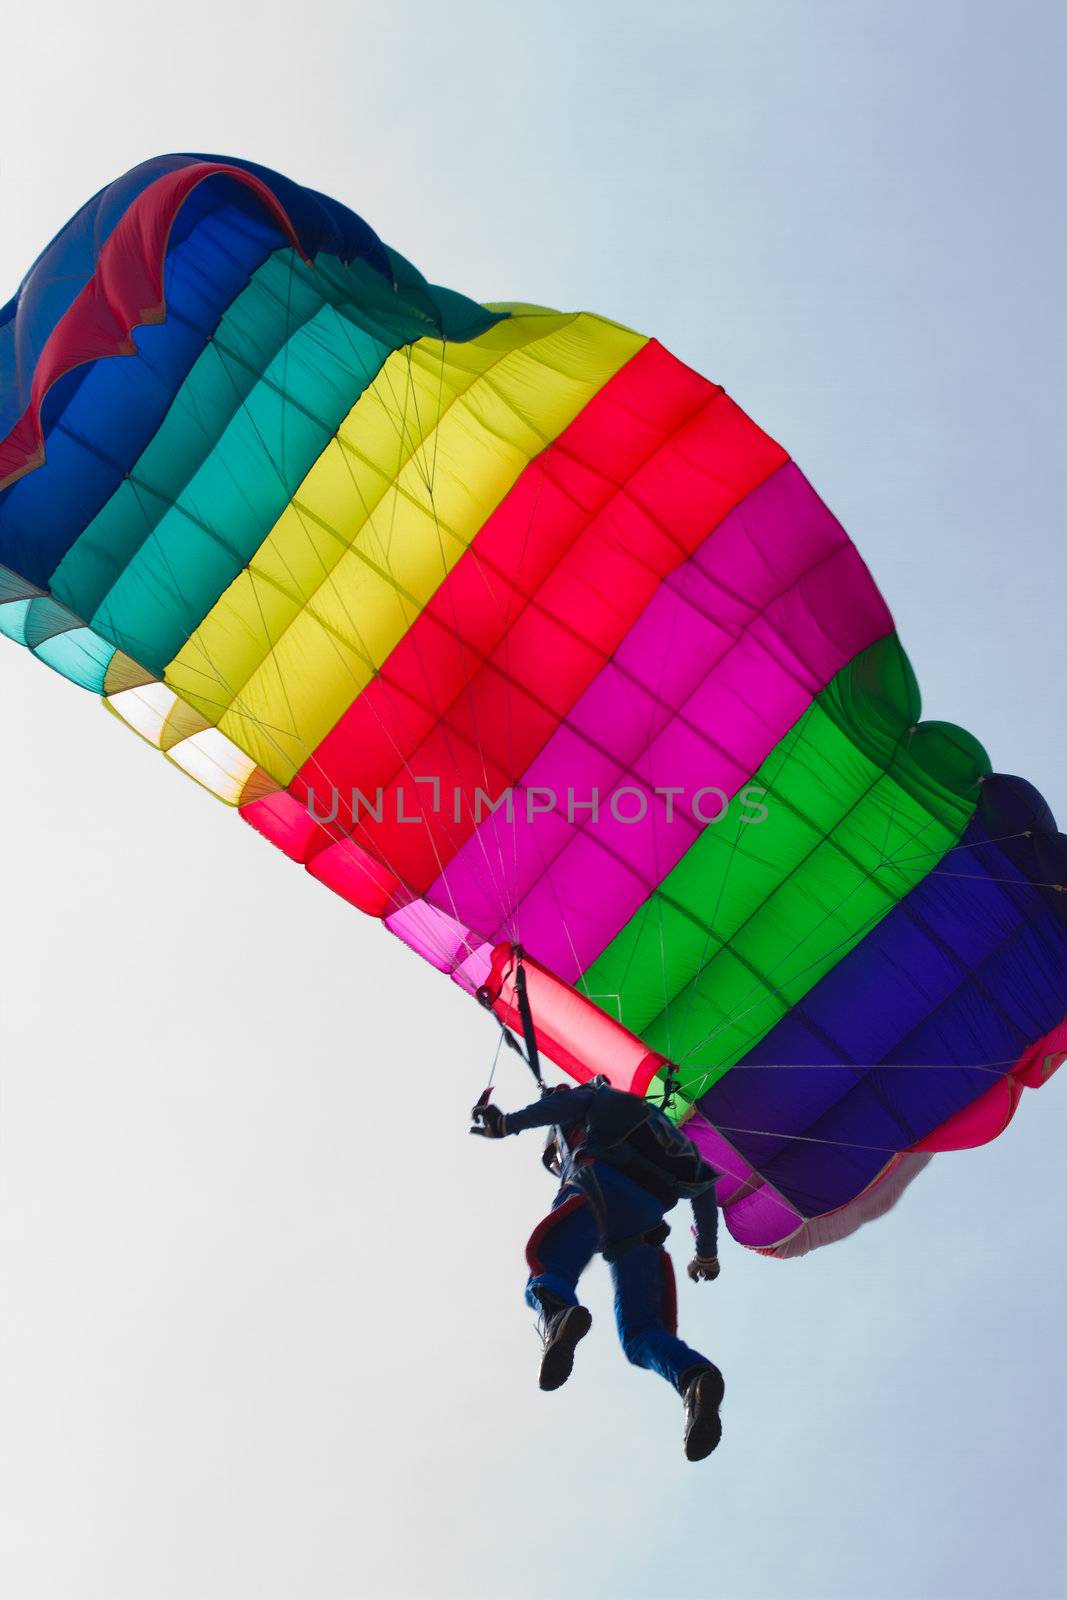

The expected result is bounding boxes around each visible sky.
[0,3,1064,1598]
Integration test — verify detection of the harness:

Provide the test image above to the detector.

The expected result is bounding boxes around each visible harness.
[474,946,715,1261]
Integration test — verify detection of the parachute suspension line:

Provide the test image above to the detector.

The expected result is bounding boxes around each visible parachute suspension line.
[628,697,823,1096]
[303,316,566,974]
[673,796,960,1102]
[415,357,591,979]
[655,893,674,1065]
[402,332,518,942]
[495,458,763,1047]
[275,328,538,970]
[498,447,549,951]
[204,308,502,966]
[122,327,480,974]
[877,865,1067,890]
[486,445,596,981]
[660,699,821,1079]
[485,1026,505,1095]
[720,1058,1019,1072]
[436,421,597,986]
[822,724,938,1149]
[594,500,706,1061]
[709,1122,912,1157]
[873,722,915,875]
[616,554,856,1073]
[693,1059,1024,1166]
[674,814,1013,1110]
[675,737,955,1077]
[637,482,747,1057]
[881,830,1037,865]
[687,704,818,1020]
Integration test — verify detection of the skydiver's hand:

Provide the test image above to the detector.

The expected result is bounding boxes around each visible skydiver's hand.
[470,1101,509,1138]
[687,1255,720,1283]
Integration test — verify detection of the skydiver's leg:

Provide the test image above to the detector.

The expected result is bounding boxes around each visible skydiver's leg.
[611,1243,724,1458]
[611,1243,711,1392]
[524,1190,598,1312]
[524,1190,598,1391]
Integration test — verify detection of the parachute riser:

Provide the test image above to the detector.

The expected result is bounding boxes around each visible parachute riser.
[476,943,547,1093]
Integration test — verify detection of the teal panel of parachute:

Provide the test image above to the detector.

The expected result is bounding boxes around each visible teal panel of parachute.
[0,597,116,689]
[33,629,116,690]
[47,250,462,676]
[0,599,28,642]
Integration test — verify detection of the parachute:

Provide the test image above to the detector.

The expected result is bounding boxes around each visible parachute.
[2,154,1064,1256]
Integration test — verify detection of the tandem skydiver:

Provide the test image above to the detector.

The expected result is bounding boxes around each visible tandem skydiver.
[471,1074,725,1461]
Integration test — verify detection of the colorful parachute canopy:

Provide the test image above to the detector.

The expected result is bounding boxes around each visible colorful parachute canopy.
[3,154,1065,1257]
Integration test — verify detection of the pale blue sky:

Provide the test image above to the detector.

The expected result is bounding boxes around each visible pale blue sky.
[0,4,1063,1598]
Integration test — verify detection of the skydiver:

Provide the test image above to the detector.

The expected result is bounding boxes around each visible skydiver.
[471,1074,725,1461]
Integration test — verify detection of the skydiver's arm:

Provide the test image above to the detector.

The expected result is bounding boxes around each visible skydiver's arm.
[502,1083,596,1134]
[689,1185,720,1264]
[470,1083,594,1139]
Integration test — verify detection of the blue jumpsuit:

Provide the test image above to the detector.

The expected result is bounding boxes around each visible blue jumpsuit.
[506,1084,720,1394]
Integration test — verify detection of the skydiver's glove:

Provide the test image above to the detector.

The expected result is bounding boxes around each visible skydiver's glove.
[687,1255,720,1283]
[470,1101,509,1138]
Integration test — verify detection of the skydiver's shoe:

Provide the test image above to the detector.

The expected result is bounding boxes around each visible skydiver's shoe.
[682,1364,725,1461]
[536,1295,592,1391]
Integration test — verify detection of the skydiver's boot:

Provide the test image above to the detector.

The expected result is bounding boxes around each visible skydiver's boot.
[681,1363,725,1461]
[535,1290,592,1392]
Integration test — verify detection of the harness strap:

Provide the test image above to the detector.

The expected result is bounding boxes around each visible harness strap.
[476,944,546,1092]
[601,1219,671,1264]
[513,953,544,1089]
